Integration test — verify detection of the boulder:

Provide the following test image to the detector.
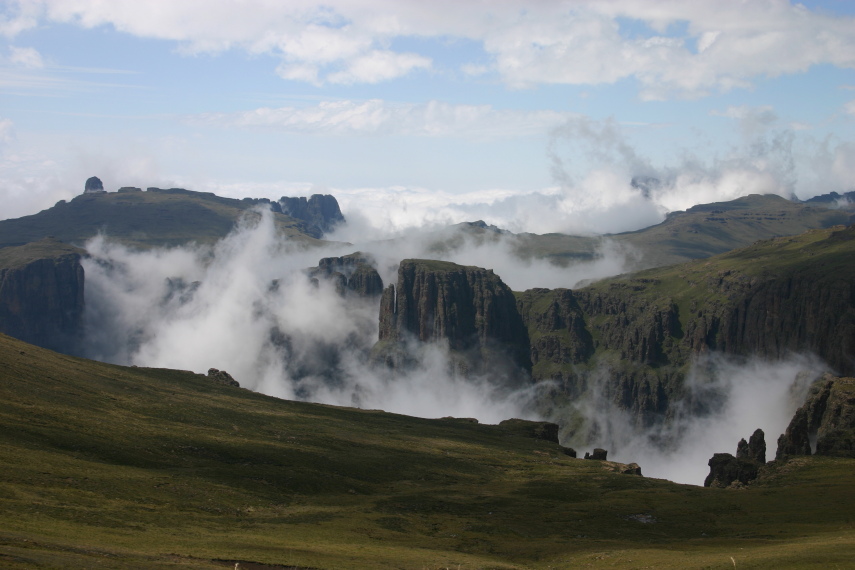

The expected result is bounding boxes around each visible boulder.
[207,368,239,387]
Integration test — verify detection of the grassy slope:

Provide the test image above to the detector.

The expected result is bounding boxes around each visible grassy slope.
[1,333,854,569]
[514,194,852,267]
[0,189,326,249]
[0,238,85,270]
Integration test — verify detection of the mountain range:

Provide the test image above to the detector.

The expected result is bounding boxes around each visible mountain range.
[1,182,854,568]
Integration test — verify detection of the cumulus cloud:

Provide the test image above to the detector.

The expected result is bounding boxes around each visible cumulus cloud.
[189,99,572,139]
[4,0,854,95]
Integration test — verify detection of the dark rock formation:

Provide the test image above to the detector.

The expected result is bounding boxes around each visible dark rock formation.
[736,429,766,464]
[776,374,855,459]
[622,463,642,475]
[207,368,239,387]
[279,194,345,238]
[0,238,85,353]
[84,176,104,194]
[308,252,383,298]
[375,259,531,379]
[704,453,758,488]
[562,446,577,458]
[586,448,608,461]
[704,429,765,488]
[498,419,560,443]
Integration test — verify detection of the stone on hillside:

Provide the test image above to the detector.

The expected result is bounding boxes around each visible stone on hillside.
[585,448,608,461]
[207,368,239,387]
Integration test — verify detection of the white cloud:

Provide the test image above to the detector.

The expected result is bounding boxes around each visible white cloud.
[4,0,854,95]
[845,99,855,116]
[189,99,573,139]
[8,45,44,68]
[0,117,13,144]
[326,50,430,84]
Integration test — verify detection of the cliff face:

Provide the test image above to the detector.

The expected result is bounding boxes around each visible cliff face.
[376,259,531,379]
[0,238,85,354]
[776,374,855,459]
[516,226,855,432]
[308,252,383,298]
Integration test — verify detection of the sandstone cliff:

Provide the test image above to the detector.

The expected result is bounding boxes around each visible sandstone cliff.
[375,259,531,380]
[0,238,85,354]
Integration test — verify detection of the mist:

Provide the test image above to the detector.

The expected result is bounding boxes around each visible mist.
[560,353,829,485]
[81,200,833,486]
[82,208,560,423]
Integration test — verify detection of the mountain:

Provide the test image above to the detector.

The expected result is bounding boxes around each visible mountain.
[0,186,344,249]
[382,225,854,440]
[513,193,853,267]
[2,331,855,568]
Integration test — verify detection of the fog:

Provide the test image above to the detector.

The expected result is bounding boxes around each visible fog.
[81,192,835,486]
[560,354,828,485]
[82,209,555,422]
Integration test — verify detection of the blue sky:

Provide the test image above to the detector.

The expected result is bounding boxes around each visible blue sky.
[1,0,855,234]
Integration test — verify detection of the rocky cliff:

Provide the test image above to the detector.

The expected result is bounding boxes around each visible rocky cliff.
[308,252,383,298]
[516,225,855,433]
[776,374,855,458]
[375,259,531,380]
[0,238,85,354]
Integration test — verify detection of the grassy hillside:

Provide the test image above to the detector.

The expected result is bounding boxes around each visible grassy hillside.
[0,188,327,249]
[1,333,855,568]
[514,194,852,267]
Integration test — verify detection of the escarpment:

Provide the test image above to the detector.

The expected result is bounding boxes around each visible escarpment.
[375,259,531,380]
[514,226,855,432]
[0,238,86,354]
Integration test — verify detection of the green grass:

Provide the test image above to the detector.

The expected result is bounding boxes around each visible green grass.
[1,333,855,568]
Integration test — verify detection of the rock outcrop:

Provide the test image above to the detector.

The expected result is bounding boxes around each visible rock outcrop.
[279,194,345,238]
[704,429,766,488]
[776,374,855,459]
[0,238,85,354]
[375,259,531,380]
[308,253,383,298]
[84,176,104,193]
[207,368,240,387]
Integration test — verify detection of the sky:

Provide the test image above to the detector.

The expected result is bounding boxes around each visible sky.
[2,0,855,233]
